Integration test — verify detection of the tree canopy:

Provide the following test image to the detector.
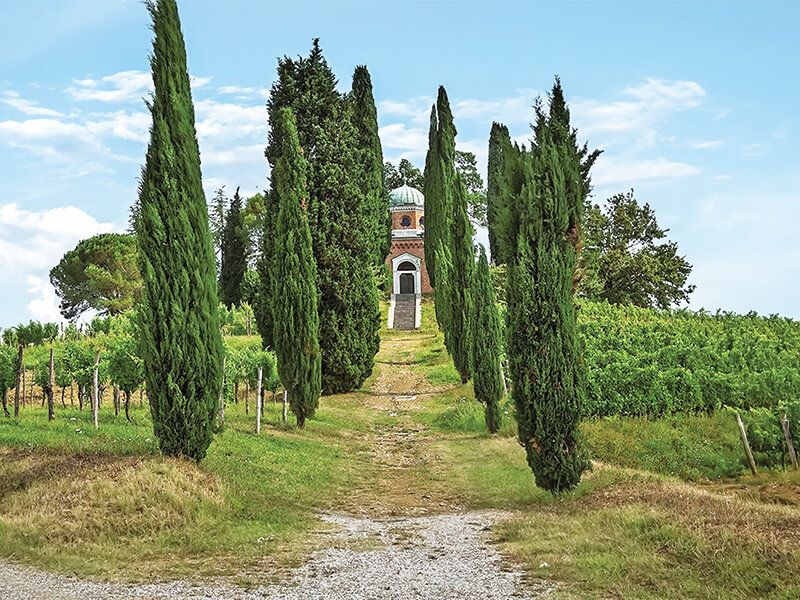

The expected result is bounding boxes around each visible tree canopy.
[580,190,695,309]
[50,233,142,321]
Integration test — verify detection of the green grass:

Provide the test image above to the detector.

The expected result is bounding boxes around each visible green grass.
[0,398,367,581]
[583,412,750,480]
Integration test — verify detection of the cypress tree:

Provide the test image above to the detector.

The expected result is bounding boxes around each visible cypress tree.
[264,40,380,394]
[506,81,592,493]
[472,245,504,433]
[445,174,475,383]
[254,189,276,348]
[134,0,222,461]
[486,122,511,264]
[219,187,247,307]
[423,86,457,289]
[271,108,321,427]
[350,65,390,265]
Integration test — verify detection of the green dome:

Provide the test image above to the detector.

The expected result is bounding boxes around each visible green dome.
[389,185,424,208]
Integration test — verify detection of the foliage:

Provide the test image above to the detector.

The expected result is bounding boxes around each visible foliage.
[219,187,248,307]
[471,247,504,433]
[270,107,321,426]
[207,186,228,268]
[3,321,59,347]
[384,158,424,190]
[241,192,266,261]
[580,301,800,417]
[265,39,380,394]
[49,233,142,321]
[504,80,593,493]
[580,189,695,308]
[423,87,457,288]
[350,65,390,265]
[486,122,511,264]
[443,175,475,383]
[107,319,144,397]
[134,0,223,461]
[455,150,487,227]
[0,345,17,415]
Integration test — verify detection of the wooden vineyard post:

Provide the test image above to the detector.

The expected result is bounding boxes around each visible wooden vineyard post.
[47,348,55,421]
[217,357,226,429]
[255,365,263,435]
[735,412,757,475]
[282,389,287,424]
[780,409,799,470]
[14,345,23,418]
[92,350,101,429]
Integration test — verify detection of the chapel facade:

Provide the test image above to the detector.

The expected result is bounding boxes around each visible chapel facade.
[385,185,432,329]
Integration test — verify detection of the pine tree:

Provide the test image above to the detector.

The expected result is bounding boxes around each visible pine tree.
[350,65,390,265]
[445,174,475,383]
[134,0,222,461]
[471,246,504,433]
[271,108,321,427]
[423,86,457,289]
[506,81,592,493]
[264,40,380,394]
[486,122,511,264]
[219,187,248,307]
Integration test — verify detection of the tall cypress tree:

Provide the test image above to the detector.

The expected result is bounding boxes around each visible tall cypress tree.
[254,189,276,348]
[486,122,510,264]
[506,81,592,493]
[134,0,222,461]
[271,108,321,427]
[423,86,457,290]
[445,174,475,383]
[263,40,380,394]
[350,65,390,265]
[219,187,247,307]
[471,245,504,433]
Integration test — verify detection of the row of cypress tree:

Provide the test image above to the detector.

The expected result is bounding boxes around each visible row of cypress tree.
[423,87,505,434]
[256,40,388,413]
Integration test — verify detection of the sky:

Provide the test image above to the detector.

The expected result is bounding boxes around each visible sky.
[0,0,798,328]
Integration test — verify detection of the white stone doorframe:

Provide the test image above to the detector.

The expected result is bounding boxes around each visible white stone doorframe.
[391,252,422,295]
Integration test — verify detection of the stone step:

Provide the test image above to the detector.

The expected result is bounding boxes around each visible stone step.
[393,294,416,330]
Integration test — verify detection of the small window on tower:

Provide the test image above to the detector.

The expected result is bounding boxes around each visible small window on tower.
[419,217,424,228]
[400,216,411,228]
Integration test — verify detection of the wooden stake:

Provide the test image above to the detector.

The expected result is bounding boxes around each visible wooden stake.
[14,345,22,418]
[736,412,757,475]
[47,348,55,421]
[92,350,101,429]
[255,366,263,435]
[282,389,287,424]
[780,409,799,470]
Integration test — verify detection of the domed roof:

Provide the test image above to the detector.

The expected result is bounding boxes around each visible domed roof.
[389,185,424,208]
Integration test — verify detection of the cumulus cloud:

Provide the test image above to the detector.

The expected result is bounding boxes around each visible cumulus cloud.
[592,156,699,186]
[2,91,65,117]
[0,204,118,325]
[66,70,153,103]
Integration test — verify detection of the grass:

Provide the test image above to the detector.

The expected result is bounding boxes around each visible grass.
[2,303,800,599]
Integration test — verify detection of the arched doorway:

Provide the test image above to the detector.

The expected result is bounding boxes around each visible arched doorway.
[391,253,421,295]
[397,261,416,294]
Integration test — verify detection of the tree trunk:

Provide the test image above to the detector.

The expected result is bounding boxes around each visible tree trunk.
[2,389,9,417]
[113,387,120,417]
[245,381,249,415]
[255,366,263,435]
[124,390,131,422]
[47,348,55,421]
[14,345,22,418]
[92,350,100,429]
[78,385,84,411]
[61,386,66,407]
[21,366,26,408]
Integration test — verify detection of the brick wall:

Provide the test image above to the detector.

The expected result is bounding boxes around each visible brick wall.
[385,238,432,294]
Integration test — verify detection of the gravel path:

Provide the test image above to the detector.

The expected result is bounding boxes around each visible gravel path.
[0,510,552,599]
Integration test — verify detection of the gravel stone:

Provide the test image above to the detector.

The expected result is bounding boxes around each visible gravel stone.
[0,510,553,599]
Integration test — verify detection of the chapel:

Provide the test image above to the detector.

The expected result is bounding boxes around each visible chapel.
[385,185,432,330]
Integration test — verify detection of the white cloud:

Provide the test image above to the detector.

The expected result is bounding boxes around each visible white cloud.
[26,276,62,323]
[194,99,266,142]
[0,204,119,324]
[86,110,150,143]
[66,70,153,103]
[592,156,699,186]
[2,91,65,117]
[690,140,723,149]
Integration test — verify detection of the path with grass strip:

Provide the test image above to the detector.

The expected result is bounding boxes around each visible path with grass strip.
[0,327,553,599]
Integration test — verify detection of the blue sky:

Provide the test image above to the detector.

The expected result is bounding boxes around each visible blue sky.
[1,0,798,328]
